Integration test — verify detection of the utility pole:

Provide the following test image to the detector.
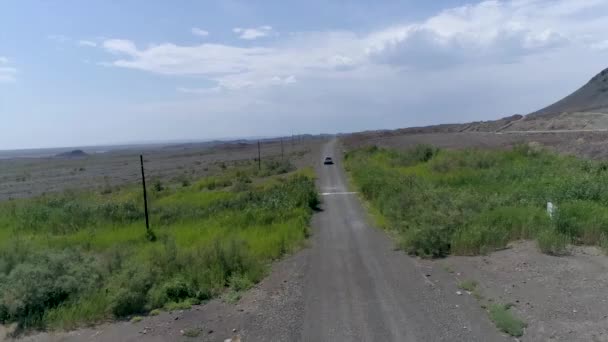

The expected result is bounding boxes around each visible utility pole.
[281,137,284,160]
[257,140,261,171]
[139,155,151,239]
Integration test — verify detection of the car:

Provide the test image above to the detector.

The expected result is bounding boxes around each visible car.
[324,157,334,165]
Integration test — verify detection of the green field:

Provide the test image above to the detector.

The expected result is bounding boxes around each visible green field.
[345,144,608,258]
[0,160,318,330]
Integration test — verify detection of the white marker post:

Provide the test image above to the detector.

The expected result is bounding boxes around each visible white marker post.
[547,202,556,219]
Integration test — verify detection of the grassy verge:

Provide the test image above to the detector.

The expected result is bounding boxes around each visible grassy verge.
[0,158,318,331]
[345,144,608,257]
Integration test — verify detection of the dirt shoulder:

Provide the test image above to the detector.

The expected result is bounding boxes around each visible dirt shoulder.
[427,241,608,341]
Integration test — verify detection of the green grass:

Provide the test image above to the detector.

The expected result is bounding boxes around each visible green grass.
[130,316,143,323]
[182,327,201,337]
[458,280,478,292]
[0,159,317,331]
[537,229,570,256]
[489,303,526,337]
[345,144,608,258]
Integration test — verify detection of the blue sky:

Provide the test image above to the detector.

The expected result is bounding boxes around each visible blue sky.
[2,0,608,149]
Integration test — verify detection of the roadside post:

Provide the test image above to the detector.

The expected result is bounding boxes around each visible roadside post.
[258,140,262,171]
[140,155,151,240]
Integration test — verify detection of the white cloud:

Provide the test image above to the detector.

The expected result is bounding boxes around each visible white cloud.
[365,1,575,68]
[97,0,608,134]
[0,57,17,83]
[233,26,273,40]
[191,28,209,37]
[591,40,608,51]
[78,40,97,47]
[103,39,140,56]
[100,0,608,84]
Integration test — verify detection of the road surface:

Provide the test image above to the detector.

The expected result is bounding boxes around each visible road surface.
[298,139,506,341]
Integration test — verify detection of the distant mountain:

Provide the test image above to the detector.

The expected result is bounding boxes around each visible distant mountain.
[353,68,608,137]
[56,149,89,158]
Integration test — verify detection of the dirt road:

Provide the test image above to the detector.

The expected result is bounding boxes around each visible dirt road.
[296,139,505,341]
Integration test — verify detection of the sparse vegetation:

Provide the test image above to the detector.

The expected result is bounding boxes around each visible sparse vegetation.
[455,278,525,337]
[0,162,317,331]
[130,316,143,323]
[346,144,608,257]
[182,327,201,337]
[458,280,478,292]
[489,303,526,337]
[537,229,570,256]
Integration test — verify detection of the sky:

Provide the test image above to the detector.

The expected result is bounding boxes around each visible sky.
[2,0,608,150]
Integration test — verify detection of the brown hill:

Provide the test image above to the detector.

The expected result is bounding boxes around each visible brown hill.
[528,68,608,119]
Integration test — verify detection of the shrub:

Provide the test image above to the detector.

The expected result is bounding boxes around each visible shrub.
[537,229,570,256]
[0,250,101,327]
[228,273,253,292]
[152,179,164,192]
[553,201,608,244]
[489,303,526,337]
[458,280,478,292]
[400,224,452,258]
[452,207,550,255]
[148,278,195,309]
[259,159,296,176]
[346,145,608,258]
[0,168,317,331]
[107,265,157,317]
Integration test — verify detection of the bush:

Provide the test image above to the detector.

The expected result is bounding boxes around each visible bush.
[0,251,101,327]
[489,303,526,337]
[537,229,570,256]
[228,273,253,292]
[107,265,157,317]
[553,201,608,244]
[400,224,452,258]
[148,278,195,309]
[153,179,164,192]
[452,207,550,255]
[0,168,317,331]
[346,145,608,258]
[259,159,296,176]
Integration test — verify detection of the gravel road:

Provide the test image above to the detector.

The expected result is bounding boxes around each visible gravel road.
[296,139,506,341]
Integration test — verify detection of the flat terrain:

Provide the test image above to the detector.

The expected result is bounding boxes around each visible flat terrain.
[12,139,506,341]
[0,139,319,201]
[342,130,608,160]
[7,132,608,341]
[439,241,608,341]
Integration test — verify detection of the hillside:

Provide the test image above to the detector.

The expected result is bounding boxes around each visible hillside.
[528,68,608,119]
[387,67,608,134]
[501,67,608,132]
